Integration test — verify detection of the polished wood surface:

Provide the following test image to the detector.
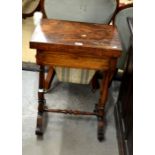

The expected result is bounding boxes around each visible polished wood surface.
[30,19,122,141]
[30,19,121,57]
[30,19,122,70]
[39,0,119,89]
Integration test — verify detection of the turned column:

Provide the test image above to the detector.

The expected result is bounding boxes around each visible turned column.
[35,65,46,135]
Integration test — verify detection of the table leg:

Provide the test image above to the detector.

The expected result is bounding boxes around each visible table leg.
[91,72,100,92]
[44,67,55,90]
[35,65,46,136]
[108,59,117,87]
[108,69,118,88]
[96,70,111,141]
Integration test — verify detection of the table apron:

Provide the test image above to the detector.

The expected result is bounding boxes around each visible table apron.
[36,52,113,70]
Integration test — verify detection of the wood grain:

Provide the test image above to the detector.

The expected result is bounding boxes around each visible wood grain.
[30,19,122,140]
[36,50,110,70]
[30,19,122,58]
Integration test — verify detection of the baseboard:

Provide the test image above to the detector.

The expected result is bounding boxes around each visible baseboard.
[22,61,50,72]
[22,62,40,72]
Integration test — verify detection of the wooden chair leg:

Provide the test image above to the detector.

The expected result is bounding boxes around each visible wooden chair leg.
[44,67,55,90]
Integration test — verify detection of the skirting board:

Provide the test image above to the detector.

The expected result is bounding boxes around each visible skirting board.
[22,62,49,72]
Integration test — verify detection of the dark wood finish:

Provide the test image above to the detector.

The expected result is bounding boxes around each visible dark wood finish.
[118,3,133,11]
[115,3,133,18]
[30,19,122,141]
[44,67,55,90]
[35,65,46,135]
[22,0,41,19]
[112,3,133,26]
[30,19,122,56]
[91,73,100,91]
[39,0,47,18]
[39,0,119,90]
[44,108,97,116]
[111,0,120,22]
[36,51,110,70]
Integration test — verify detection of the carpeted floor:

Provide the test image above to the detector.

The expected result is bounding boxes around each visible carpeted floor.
[22,71,120,155]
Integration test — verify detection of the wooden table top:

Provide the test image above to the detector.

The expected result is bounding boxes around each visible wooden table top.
[30,19,122,58]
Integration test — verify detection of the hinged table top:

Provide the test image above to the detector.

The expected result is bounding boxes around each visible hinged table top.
[30,19,122,58]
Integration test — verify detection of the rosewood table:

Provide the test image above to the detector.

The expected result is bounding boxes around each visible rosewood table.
[30,19,122,141]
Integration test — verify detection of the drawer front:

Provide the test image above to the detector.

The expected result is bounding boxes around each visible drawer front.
[36,52,110,70]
